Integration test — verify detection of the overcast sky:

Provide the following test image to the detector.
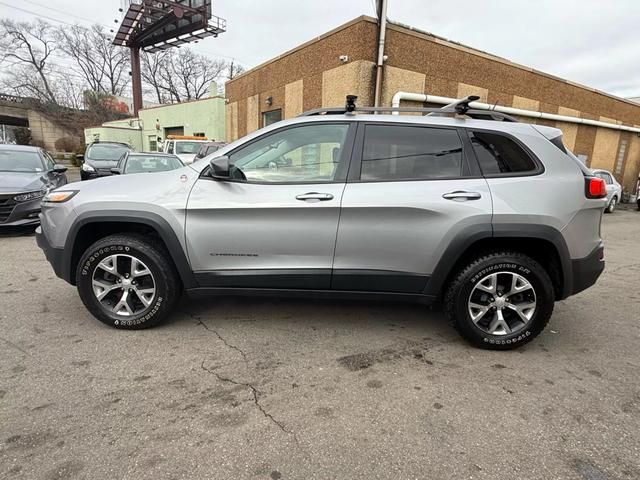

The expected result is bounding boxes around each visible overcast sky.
[2,0,639,98]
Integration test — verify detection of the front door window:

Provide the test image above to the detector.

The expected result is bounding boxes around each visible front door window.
[229,123,350,183]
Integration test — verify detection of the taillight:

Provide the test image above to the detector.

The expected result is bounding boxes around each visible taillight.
[585,176,607,199]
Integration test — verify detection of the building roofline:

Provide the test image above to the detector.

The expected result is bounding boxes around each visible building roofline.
[384,20,640,108]
[226,15,373,84]
[227,14,639,109]
[139,95,225,112]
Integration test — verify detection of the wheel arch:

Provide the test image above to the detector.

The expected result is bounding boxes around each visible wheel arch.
[426,224,572,300]
[64,211,196,288]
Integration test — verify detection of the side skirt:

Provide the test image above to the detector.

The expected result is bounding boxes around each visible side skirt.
[185,286,437,305]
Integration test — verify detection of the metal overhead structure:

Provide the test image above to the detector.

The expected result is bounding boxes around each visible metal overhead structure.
[113,0,226,116]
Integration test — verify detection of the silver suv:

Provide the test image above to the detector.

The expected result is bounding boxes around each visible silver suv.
[36,97,607,350]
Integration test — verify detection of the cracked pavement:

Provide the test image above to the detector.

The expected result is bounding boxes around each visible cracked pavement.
[1,210,640,479]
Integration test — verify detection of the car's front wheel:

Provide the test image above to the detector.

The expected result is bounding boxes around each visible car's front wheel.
[606,196,617,213]
[76,234,181,329]
[444,252,554,350]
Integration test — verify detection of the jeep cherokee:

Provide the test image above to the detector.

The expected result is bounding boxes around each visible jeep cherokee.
[35,97,607,349]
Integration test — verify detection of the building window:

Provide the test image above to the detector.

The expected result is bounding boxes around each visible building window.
[263,109,282,127]
[615,139,628,175]
[148,136,157,152]
[194,132,206,137]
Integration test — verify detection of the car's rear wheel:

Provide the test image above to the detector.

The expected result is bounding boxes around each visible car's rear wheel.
[606,196,617,213]
[444,252,554,350]
[76,234,181,329]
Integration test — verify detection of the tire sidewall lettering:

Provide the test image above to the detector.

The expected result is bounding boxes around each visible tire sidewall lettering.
[80,244,164,326]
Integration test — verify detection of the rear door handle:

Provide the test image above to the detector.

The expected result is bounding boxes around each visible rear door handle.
[442,190,482,201]
[295,192,334,202]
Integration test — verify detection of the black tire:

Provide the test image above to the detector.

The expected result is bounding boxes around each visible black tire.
[444,251,554,350]
[76,234,181,329]
[605,196,617,213]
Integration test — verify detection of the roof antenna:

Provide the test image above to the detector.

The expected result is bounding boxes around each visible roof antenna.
[345,95,358,114]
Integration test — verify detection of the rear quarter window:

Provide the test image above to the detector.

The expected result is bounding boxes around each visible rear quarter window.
[469,131,538,175]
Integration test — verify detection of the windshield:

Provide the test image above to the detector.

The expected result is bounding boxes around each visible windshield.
[175,142,204,155]
[0,150,44,173]
[124,155,184,174]
[87,144,129,162]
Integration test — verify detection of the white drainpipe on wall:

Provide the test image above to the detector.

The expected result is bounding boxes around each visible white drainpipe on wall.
[390,91,640,134]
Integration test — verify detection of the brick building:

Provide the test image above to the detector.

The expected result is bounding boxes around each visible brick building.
[225,15,640,193]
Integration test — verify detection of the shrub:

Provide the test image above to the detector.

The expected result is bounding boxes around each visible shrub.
[14,127,32,145]
[55,136,83,152]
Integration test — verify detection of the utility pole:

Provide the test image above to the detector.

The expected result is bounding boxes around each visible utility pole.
[373,0,388,107]
[130,46,143,116]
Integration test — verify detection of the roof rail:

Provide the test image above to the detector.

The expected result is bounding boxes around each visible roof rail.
[299,94,518,123]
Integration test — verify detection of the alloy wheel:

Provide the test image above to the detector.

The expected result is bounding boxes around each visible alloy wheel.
[91,254,156,316]
[467,271,537,336]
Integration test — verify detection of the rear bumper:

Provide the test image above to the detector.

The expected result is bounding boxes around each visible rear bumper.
[569,244,605,296]
[35,226,71,283]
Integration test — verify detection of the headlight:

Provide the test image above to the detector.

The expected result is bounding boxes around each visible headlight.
[81,163,95,172]
[43,190,78,203]
[14,188,47,202]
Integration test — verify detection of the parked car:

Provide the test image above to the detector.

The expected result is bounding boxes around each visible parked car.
[0,145,67,227]
[591,169,621,213]
[194,141,227,161]
[79,142,130,180]
[110,152,184,175]
[36,96,607,350]
[163,136,209,165]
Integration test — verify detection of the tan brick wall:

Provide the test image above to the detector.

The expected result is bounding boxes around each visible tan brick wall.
[246,95,259,133]
[457,83,488,102]
[321,60,375,108]
[557,107,581,150]
[622,133,640,193]
[284,79,304,119]
[512,96,540,111]
[225,101,238,142]
[590,117,621,171]
[381,66,425,109]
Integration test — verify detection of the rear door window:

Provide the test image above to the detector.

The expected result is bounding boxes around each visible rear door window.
[469,131,538,175]
[360,125,464,181]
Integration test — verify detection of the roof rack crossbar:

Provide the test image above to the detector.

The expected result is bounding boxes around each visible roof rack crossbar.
[299,106,518,122]
[298,95,519,122]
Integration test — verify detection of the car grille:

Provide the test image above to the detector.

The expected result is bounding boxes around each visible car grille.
[96,168,113,176]
[0,194,17,223]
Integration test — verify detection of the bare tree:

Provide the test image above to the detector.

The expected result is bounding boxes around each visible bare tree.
[141,48,228,103]
[227,59,246,80]
[0,19,58,103]
[57,24,129,96]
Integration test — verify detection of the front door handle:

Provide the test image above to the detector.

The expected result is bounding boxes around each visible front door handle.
[442,191,482,201]
[296,192,334,202]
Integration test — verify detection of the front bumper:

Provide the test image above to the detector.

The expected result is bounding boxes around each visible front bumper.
[570,244,605,296]
[0,197,43,227]
[35,226,70,283]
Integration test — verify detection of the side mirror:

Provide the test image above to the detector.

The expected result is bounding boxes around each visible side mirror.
[209,155,230,179]
[110,168,121,175]
[52,164,67,173]
[76,153,84,161]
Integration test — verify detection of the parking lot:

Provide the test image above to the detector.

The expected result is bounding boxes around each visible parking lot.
[0,205,638,479]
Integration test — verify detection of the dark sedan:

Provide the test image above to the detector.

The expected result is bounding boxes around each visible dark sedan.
[79,142,130,180]
[0,145,68,227]
[110,152,184,175]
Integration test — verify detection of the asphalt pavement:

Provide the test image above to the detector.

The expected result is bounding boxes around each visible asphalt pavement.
[0,206,639,479]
